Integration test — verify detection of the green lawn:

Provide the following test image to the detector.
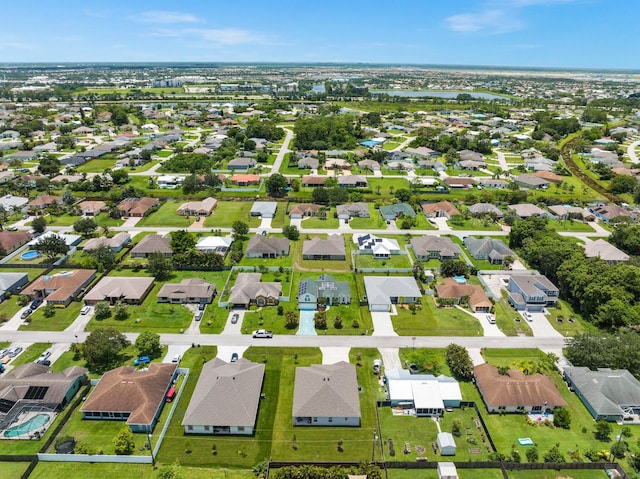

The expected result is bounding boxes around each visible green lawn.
[448,217,502,231]
[545,300,597,336]
[239,237,296,268]
[136,200,194,227]
[387,469,504,479]
[0,462,31,479]
[294,235,352,271]
[547,219,595,232]
[9,342,52,367]
[507,470,611,479]
[493,294,533,337]
[300,212,339,229]
[391,296,483,336]
[75,158,118,173]
[19,301,83,331]
[203,201,262,228]
[354,253,412,269]
[350,206,388,230]
[28,463,254,479]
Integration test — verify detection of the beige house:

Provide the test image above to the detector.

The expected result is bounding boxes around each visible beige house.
[84,276,154,305]
[177,197,217,217]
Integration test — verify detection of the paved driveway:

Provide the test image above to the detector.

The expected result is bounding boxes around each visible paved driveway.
[379,348,401,370]
[217,345,249,362]
[221,310,244,334]
[163,344,192,363]
[371,311,396,336]
[464,309,505,337]
[321,347,350,364]
[522,311,562,338]
[259,217,272,229]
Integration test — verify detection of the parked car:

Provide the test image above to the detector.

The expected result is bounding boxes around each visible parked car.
[523,311,533,322]
[7,226,17,231]
[198,303,206,311]
[30,298,43,310]
[231,313,239,324]
[194,311,203,321]
[37,359,51,366]
[171,354,181,363]
[80,306,91,315]
[7,346,23,358]
[373,359,382,374]
[20,309,33,319]
[408,363,419,374]
[134,356,151,366]
[35,350,51,363]
[486,314,496,324]
[252,329,273,338]
[230,353,239,362]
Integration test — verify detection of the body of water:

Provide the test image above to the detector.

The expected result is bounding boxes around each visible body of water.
[371,89,508,100]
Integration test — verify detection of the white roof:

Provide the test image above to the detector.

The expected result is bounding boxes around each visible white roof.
[195,236,233,249]
[412,380,445,410]
[28,231,80,247]
[386,368,461,405]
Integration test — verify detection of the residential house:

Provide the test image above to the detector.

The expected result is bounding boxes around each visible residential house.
[353,233,400,258]
[405,146,438,158]
[28,195,62,212]
[0,364,87,427]
[358,159,380,172]
[385,367,462,417]
[325,158,351,170]
[590,204,637,223]
[130,234,173,258]
[195,236,233,255]
[298,156,319,170]
[28,231,81,249]
[297,274,351,310]
[456,149,485,170]
[478,178,509,189]
[250,202,277,219]
[507,274,559,311]
[229,174,260,186]
[363,276,422,312]
[292,362,361,427]
[0,272,29,301]
[534,171,564,183]
[473,363,567,413]
[229,273,281,309]
[83,232,131,252]
[0,231,32,254]
[411,236,461,261]
[336,202,369,220]
[583,239,629,264]
[183,358,265,435]
[245,235,290,258]
[464,237,515,264]
[435,278,492,312]
[81,363,178,432]
[84,276,154,305]
[444,177,475,189]
[337,175,368,188]
[157,278,216,305]
[117,197,159,218]
[301,176,326,188]
[564,367,640,422]
[177,197,217,217]
[421,201,461,219]
[157,175,185,189]
[507,203,549,219]
[379,203,415,221]
[302,235,346,260]
[547,205,587,220]
[0,194,28,211]
[513,174,550,190]
[468,203,504,218]
[23,269,96,306]
[417,159,446,172]
[228,157,256,169]
[77,200,106,217]
[289,203,323,219]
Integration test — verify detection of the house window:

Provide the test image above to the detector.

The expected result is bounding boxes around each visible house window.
[313,418,317,423]
[188,425,193,431]
[305,295,310,302]
[204,426,210,431]
[238,426,245,432]
[328,417,332,423]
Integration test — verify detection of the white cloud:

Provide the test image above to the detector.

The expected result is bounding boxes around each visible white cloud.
[130,11,202,24]
[445,10,523,33]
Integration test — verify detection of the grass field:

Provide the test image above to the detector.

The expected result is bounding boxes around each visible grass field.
[19,301,83,331]
[448,217,502,231]
[75,158,118,173]
[354,252,412,269]
[1,462,30,479]
[27,463,254,479]
[493,295,533,337]
[387,469,504,479]
[300,212,339,229]
[203,201,262,228]
[136,200,195,227]
[391,296,483,336]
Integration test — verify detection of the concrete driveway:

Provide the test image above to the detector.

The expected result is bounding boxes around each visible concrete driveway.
[522,311,562,338]
[163,344,195,363]
[321,347,350,364]
[431,217,451,231]
[379,348,401,370]
[464,309,505,337]
[121,217,142,228]
[222,310,244,334]
[217,345,249,363]
[371,311,396,336]
[259,217,272,230]
[0,306,34,331]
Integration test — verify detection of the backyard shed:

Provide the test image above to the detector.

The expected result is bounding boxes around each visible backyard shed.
[437,462,458,479]
[437,432,456,456]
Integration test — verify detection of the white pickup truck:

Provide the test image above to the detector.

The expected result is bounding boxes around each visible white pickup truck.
[252,329,273,338]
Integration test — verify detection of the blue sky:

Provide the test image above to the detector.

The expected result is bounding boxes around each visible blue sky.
[1,0,638,68]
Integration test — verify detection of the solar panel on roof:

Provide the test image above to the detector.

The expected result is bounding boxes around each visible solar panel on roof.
[24,386,49,400]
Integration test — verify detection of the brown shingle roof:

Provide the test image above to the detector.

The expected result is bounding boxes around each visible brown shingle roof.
[23,269,96,303]
[81,363,177,426]
[435,278,492,311]
[117,197,158,216]
[0,231,32,253]
[473,363,567,409]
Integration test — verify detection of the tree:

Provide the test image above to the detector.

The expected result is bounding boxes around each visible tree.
[83,328,129,373]
[110,169,130,185]
[32,216,47,234]
[113,426,135,455]
[94,301,111,319]
[86,244,116,271]
[282,225,299,240]
[181,174,201,194]
[232,221,249,241]
[440,260,469,278]
[526,446,539,463]
[135,331,162,358]
[610,175,637,194]
[553,407,571,429]
[0,206,8,231]
[37,155,61,176]
[113,300,129,320]
[451,418,463,437]
[314,311,327,329]
[147,252,173,281]
[594,421,612,441]
[311,187,329,204]
[73,217,98,235]
[543,443,566,463]
[610,441,628,459]
[285,310,299,329]
[34,234,69,262]
[170,230,196,254]
[266,173,288,197]
[157,461,183,479]
[445,343,474,380]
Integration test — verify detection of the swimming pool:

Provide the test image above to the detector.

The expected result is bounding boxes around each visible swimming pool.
[3,413,50,438]
[20,250,40,260]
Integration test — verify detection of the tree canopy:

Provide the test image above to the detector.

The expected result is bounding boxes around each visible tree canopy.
[293,115,363,150]
[34,234,69,261]
[83,328,130,373]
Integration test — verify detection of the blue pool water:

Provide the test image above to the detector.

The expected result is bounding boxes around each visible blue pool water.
[297,310,318,336]
[21,250,40,260]
[3,414,50,437]
[453,276,467,284]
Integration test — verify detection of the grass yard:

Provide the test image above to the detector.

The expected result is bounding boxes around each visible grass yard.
[85,281,193,334]
[75,158,118,173]
[239,238,296,268]
[0,462,30,479]
[547,219,595,233]
[387,469,504,479]
[9,342,52,367]
[354,252,412,269]
[203,201,261,228]
[19,301,83,331]
[448,217,502,231]
[294,234,352,271]
[391,296,483,336]
[493,294,533,337]
[350,212,388,230]
[300,212,339,229]
[546,300,596,336]
[506,470,611,479]
[136,200,195,227]
[28,463,254,479]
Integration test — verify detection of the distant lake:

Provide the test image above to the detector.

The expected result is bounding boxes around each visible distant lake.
[371,89,509,100]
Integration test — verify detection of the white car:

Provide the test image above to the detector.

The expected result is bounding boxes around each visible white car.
[523,311,533,322]
[252,329,273,338]
[171,354,181,363]
[36,350,51,363]
[486,314,496,324]
[80,306,91,315]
